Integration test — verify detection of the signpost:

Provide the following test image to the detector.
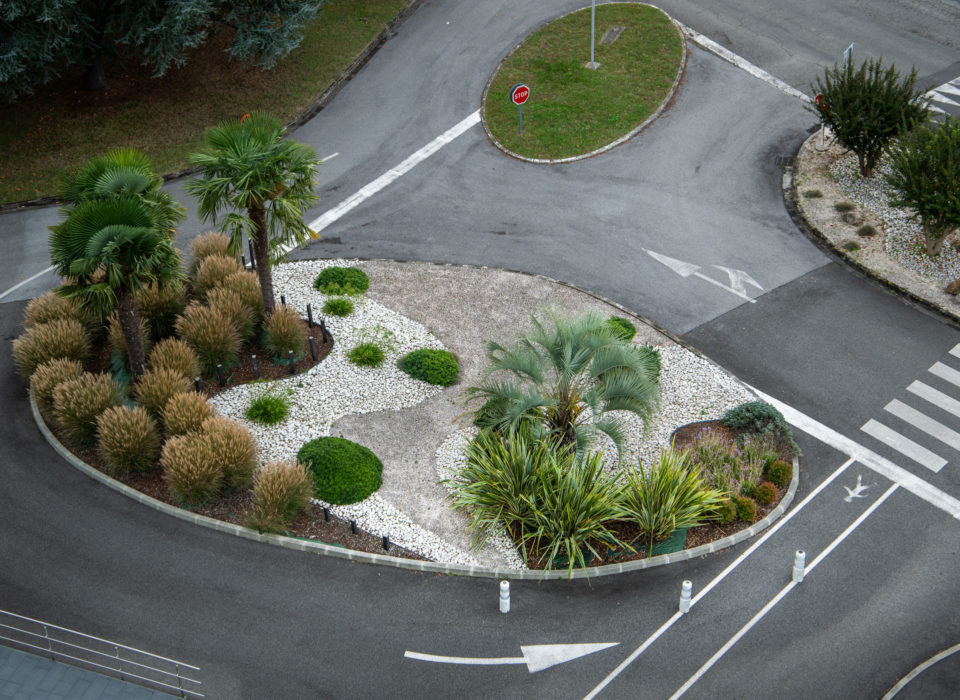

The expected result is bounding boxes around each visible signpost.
[814,93,826,146]
[511,83,530,134]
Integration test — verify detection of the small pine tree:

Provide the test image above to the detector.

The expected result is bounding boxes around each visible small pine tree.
[811,58,929,177]
[885,117,960,256]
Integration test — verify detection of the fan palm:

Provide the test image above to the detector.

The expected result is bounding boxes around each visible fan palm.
[467,310,660,458]
[185,112,320,314]
[49,197,183,380]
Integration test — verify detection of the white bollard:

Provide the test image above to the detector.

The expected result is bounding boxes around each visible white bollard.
[499,580,510,614]
[679,580,692,614]
[792,550,806,583]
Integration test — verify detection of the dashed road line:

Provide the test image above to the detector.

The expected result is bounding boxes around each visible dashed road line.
[0,265,55,302]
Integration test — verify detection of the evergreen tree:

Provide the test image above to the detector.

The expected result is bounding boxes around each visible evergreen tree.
[811,58,929,177]
[0,1,323,102]
[886,117,960,256]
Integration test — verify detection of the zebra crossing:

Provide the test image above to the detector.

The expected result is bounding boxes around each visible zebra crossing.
[924,76,960,118]
[860,343,960,473]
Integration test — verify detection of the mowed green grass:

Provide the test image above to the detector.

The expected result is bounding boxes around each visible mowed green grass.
[484,4,683,159]
[0,0,408,204]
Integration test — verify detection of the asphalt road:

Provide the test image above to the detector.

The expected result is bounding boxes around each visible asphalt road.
[3,1,960,697]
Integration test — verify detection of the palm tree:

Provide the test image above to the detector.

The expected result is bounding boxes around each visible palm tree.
[467,310,661,458]
[49,197,183,381]
[185,112,320,314]
[58,147,186,238]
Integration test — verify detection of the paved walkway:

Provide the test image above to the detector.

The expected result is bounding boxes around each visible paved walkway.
[0,646,171,699]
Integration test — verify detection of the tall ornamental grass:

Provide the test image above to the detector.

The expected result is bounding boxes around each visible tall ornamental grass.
[96,405,160,474]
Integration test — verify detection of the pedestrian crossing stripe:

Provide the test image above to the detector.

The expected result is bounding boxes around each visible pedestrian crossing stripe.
[860,419,947,472]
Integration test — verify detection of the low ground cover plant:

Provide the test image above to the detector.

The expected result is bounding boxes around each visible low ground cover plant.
[297,436,383,505]
[347,324,396,368]
[398,348,459,386]
[245,381,293,425]
[313,266,370,295]
[323,296,354,317]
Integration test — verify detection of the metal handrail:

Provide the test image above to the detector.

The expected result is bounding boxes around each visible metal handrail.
[0,609,203,698]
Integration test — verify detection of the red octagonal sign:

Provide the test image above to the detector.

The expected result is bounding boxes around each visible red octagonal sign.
[511,83,530,106]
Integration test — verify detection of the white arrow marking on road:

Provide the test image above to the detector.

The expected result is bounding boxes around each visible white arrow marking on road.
[843,474,870,502]
[644,249,759,303]
[404,642,619,673]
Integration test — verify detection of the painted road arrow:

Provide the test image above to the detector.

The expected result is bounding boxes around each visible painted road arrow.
[404,642,619,673]
[644,249,763,303]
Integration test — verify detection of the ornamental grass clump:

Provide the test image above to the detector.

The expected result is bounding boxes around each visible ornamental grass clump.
[163,391,215,436]
[398,348,459,386]
[96,405,160,474]
[264,306,306,361]
[347,342,385,368]
[322,296,354,317]
[135,367,192,422]
[297,436,383,505]
[52,373,124,446]
[201,416,258,489]
[149,338,201,381]
[207,287,257,345]
[221,270,264,323]
[188,232,232,274]
[12,318,91,379]
[193,254,241,301]
[30,358,84,415]
[247,460,313,533]
[313,266,369,295]
[245,381,292,425]
[135,282,186,340]
[175,303,241,374]
[23,291,99,335]
[161,432,223,505]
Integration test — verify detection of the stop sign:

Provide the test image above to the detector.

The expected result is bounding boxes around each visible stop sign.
[511,83,530,105]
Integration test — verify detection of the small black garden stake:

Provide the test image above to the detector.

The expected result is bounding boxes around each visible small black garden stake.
[194,377,201,394]
[248,241,256,270]
[323,506,330,522]
[287,350,295,375]
[280,294,286,307]
[309,336,318,361]
[251,354,259,380]
[241,254,247,268]
[350,520,358,535]
[320,319,329,343]
[306,303,314,328]
[382,535,390,551]
[216,364,225,387]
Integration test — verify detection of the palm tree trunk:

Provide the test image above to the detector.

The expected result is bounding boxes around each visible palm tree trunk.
[118,288,146,381]
[250,206,276,315]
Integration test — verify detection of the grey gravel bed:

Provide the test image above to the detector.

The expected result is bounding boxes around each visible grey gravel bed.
[210,259,756,569]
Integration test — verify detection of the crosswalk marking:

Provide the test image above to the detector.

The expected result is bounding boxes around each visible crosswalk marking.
[860,419,947,473]
[928,361,960,389]
[949,343,960,360]
[925,78,960,116]
[884,399,960,453]
[906,380,960,419]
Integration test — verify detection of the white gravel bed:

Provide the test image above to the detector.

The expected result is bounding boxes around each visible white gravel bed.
[829,152,960,281]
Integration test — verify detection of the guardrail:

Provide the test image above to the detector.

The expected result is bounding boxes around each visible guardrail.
[0,609,203,697]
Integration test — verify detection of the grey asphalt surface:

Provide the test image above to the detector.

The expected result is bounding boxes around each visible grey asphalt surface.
[3,0,960,697]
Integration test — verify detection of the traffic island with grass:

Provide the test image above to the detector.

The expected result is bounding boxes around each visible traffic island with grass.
[482,3,684,160]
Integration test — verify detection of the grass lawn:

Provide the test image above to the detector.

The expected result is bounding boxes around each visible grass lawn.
[0,0,409,204]
[483,4,683,160]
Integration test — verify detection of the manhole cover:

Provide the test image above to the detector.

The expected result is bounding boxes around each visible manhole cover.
[775,155,796,167]
[600,26,625,45]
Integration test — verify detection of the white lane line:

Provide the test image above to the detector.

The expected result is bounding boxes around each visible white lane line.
[305,111,480,236]
[884,399,960,453]
[678,24,811,103]
[860,419,947,473]
[669,483,899,700]
[581,456,856,700]
[928,361,960,389]
[751,387,960,520]
[0,265,56,301]
[321,152,339,161]
[907,380,960,419]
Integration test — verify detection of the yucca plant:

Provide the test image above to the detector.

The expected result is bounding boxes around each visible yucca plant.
[163,391,215,436]
[135,367,192,422]
[264,305,306,361]
[201,416,258,489]
[620,448,726,559]
[175,303,241,373]
[149,337,201,381]
[30,358,84,415]
[96,405,160,473]
[136,281,186,340]
[189,232,233,274]
[247,460,313,533]
[193,254,241,301]
[161,433,223,505]
[12,318,91,379]
[52,373,124,445]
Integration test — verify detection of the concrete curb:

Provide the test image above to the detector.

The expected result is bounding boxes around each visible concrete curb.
[784,133,960,330]
[479,3,688,165]
[0,0,426,215]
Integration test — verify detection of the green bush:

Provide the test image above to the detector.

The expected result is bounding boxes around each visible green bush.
[52,373,124,446]
[605,315,637,341]
[245,382,292,425]
[802,189,823,199]
[347,342,385,368]
[264,306,306,361]
[246,459,313,533]
[313,266,369,295]
[322,296,354,317]
[12,318,91,379]
[175,303,241,374]
[136,282,186,340]
[833,201,855,213]
[161,432,223,505]
[163,391,215,436]
[135,367,192,422]
[96,405,160,474]
[722,400,799,457]
[193,254,241,300]
[201,416,257,489]
[765,459,793,488]
[732,494,757,522]
[296,436,383,505]
[754,481,778,505]
[857,224,877,237]
[30,358,84,415]
[149,337,201,381]
[398,348,459,386]
[714,499,737,524]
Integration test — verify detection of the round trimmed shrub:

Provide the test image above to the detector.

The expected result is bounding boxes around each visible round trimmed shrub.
[175,303,241,374]
[30,358,84,415]
[605,315,637,342]
[201,416,257,489]
[52,373,124,446]
[161,432,223,505]
[96,405,160,474]
[834,201,855,213]
[754,480,778,505]
[714,498,737,524]
[313,266,369,295]
[149,338,201,381]
[322,297,354,317]
[296,436,383,505]
[247,460,313,532]
[264,306,306,361]
[163,391,215,436]
[347,342,385,368]
[207,287,257,344]
[398,348,459,386]
[135,367,192,422]
[765,459,793,489]
[136,282,186,340]
[732,494,757,522]
[193,254,241,300]
[12,318,91,379]
[189,232,232,274]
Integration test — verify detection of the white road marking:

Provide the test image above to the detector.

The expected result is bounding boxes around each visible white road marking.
[884,399,960,453]
[0,265,56,301]
[405,643,618,674]
[321,152,339,161]
[751,387,960,519]
[929,361,960,389]
[669,484,899,699]
[842,474,870,502]
[948,343,960,360]
[581,457,857,700]
[906,380,960,419]
[882,641,960,699]
[860,418,947,473]
[644,249,759,303]
[711,265,764,297]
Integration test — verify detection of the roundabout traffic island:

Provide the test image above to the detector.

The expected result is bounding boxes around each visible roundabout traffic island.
[481,2,686,162]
